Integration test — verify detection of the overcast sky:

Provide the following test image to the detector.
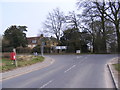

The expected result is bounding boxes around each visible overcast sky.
[0,0,80,37]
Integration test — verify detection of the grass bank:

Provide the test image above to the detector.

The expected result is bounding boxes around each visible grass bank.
[113,64,120,73]
[0,55,44,72]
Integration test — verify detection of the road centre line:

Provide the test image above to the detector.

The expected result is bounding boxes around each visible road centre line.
[64,56,88,73]
[40,80,53,88]
[79,57,87,63]
[76,56,82,59]
[64,65,76,73]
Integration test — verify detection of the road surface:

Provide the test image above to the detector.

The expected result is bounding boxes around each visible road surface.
[2,54,118,88]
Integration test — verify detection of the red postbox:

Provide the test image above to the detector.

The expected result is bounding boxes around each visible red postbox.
[10,52,16,60]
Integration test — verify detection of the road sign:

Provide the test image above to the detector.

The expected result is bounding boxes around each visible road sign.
[42,42,45,46]
[61,46,67,49]
[76,50,81,53]
[55,46,67,50]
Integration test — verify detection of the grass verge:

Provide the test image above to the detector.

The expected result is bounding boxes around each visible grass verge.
[113,64,120,73]
[0,56,44,72]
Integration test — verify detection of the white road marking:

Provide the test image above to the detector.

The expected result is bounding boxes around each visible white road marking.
[51,59,54,64]
[104,64,115,88]
[104,64,109,88]
[64,56,88,73]
[40,80,53,88]
[64,65,76,73]
[76,56,81,59]
[107,64,118,88]
[79,57,87,63]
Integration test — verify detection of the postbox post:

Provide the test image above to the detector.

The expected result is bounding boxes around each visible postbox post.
[13,48,17,67]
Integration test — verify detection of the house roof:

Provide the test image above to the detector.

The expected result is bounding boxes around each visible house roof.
[27,37,40,44]
[27,36,58,45]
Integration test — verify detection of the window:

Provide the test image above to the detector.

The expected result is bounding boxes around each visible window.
[53,42,54,45]
[32,40,37,43]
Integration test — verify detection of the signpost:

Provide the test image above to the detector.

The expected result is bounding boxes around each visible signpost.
[54,46,67,53]
[41,42,45,56]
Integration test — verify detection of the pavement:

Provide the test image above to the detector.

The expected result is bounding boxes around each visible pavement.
[107,57,120,89]
[1,56,55,81]
[1,54,117,88]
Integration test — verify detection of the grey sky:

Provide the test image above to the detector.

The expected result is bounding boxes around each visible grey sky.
[1,0,79,37]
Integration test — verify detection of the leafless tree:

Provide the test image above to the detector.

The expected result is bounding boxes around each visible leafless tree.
[104,0,120,53]
[43,8,65,41]
[65,11,81,29]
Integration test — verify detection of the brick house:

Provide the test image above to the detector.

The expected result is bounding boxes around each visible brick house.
[27,37,40,48]
[27,36,58,49]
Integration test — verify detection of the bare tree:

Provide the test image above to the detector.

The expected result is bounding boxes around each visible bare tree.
[43,8,65,41]
[104,0,120,53]
[77,1,98,53]
[93,0,110,53]
[65,11,81,29]
[77,0,118,53]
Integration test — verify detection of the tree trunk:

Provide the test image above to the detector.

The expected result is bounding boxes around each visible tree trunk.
[101,16,107,53]
[116,23,120,53]
[92,35,95,53]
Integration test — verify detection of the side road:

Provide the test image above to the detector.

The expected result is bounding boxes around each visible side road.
[1,57,55,81]
[107,57,119,89]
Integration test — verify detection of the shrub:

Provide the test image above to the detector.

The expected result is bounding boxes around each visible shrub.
[17,55,34,61]
[2,47,13,52]
[2,52,10,58]
[32,45,41,53]
[16,47,32,53]
[66,46,75,53]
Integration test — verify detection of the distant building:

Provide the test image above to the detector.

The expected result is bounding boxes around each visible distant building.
[27,37,40,48]
[27,35,58,49]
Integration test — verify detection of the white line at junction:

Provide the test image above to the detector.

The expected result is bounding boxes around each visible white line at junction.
[64,65,76,73]
[40,80,53,88]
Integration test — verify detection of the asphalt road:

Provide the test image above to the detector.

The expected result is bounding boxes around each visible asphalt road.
[2,54,118,88]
